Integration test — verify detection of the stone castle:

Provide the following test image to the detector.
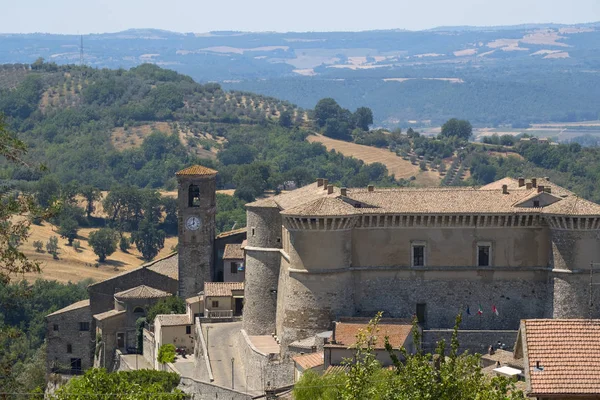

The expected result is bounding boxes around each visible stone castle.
[47,167,600,382]
[242,176,600,351]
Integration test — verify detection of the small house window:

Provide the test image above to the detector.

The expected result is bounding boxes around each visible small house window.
[416,303,426,324]
[251,228,255,237]
[186,326,191,335]
[231,262,238,274]
[212,300,219,308]
[188,184,201,207]
[533,200,540,207]
[67,344,72,353]
[477,243,492,267]
[411,242,426,267]
[53,324,59,331]
[79,322,90,331]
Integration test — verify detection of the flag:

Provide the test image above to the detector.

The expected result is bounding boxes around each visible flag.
[492,305,499,316]
[466,306,471,315]
[477,304,483,315]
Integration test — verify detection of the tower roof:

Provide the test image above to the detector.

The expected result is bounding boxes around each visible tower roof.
[114,285,172,299]
[176,165,218,177]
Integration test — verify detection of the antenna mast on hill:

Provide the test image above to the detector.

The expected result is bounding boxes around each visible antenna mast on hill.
[79,35,84,66]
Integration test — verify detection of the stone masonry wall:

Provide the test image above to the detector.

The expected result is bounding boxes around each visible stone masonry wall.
[422,330,518,354]
[46,305,93,374]
[242,249,281,335]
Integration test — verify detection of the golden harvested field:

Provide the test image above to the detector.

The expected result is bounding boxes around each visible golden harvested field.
[19,221,177,284]
[307,134,442,187]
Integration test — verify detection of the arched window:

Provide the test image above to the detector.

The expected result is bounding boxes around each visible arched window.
[133,307,145,316]
[188,184,200,207]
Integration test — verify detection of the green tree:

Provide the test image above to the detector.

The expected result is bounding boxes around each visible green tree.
[88,228,118,263]
[441,118,473,140]
[279,110,292,128]
[146,297,185,323]
[354,107,373,131]
[314,98,343,127]
[419,160,428,171]
[51,368,184,400]
[157,344,177,364]
[33,241,44,252]
[58,217,79,246]
[119,235,131,253]
[79,185,101,218]
[294,313,525,400]
[131,219,165,261]
[46,236,59,259]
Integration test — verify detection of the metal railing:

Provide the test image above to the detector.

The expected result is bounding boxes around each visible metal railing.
[206,310,233,319]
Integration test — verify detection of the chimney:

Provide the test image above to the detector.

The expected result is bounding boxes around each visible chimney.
[322,179,328,190]
[317,178,324,187]
[537,185,545,193]
[340,187,347,196]
[367,185,374,192]
[327,184,334,194]
[526,182,532,190]
[518,177,525,187]
[531,178,537,188]
[544,176,550,181]
[502,184,508,194]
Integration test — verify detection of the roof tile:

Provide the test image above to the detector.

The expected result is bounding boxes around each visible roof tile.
[176,165,218,176]
[204,282,244,297]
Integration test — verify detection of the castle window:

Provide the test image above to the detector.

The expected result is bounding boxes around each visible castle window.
[411,242,426,267]
[477,242,492,267]
[79,322,90,331]
[186,326,192,335]
[188,184,201,207]
[416,303,426,324]
[67,344,72,353]
[212,300,219,308]
[251,228,255,237]
[53,324,59,331]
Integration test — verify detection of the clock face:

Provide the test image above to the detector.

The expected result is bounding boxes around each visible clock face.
[186,216,202,231]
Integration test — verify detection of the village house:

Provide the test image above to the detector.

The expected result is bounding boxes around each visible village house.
[514,319,600,399]
[204,282,244,319]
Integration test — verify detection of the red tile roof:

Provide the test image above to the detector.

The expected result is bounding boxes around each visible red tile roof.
[223,243,244,260]
[204,282,244,297]
[331,319,412,349]
[293,352,324,370]
[176,165,218,176]
[523,319,600,395]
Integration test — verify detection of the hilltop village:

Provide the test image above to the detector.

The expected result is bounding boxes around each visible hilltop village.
[46,165,600,399]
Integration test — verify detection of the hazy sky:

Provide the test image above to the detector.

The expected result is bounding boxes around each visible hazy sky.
[2,0,599,34]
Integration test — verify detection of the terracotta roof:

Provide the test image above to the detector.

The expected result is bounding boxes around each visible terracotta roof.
[259,178,600,217]
[114,285,172,299]
[293,352,324,370]
[522,319,600,395]
[247,182,339,210]
[155,314,191,326]
[47,299,90,317]
[186,295,203,304]
[204,282,244,297]
[325,365,349,375]
[175,165,217,176]
[147,253,178,280]
[215,227,247,239]
[94,309,126,321]
[282,197,359,217]
[223,243,244,260]
[330,319,413,349]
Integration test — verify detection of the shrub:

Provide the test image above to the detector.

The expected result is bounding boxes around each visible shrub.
[157,344,176,364]
[119,235,131,253]
[46,236,59,259]
[33,240,44,252]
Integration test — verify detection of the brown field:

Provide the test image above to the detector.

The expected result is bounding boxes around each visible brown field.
[307,134,442,186]
[111,122,173,150]
[19,220,177,284]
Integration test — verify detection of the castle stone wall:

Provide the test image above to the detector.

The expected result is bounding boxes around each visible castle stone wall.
[352,227,550,268]
[246,207,282,249]
[421,330,518,354]
[242,249,281,335]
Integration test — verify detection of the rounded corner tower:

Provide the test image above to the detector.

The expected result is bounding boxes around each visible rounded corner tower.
[548,214,600,319]
[176,165,217,299]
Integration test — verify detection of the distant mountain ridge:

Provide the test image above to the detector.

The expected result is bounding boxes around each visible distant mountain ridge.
[1,22,599,126]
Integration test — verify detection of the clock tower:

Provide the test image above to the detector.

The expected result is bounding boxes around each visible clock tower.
[176,165,217,299]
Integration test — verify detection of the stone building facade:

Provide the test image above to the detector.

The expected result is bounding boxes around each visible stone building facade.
[46,299,93,374]
[242,177,600,352]
[46,165,245,375]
